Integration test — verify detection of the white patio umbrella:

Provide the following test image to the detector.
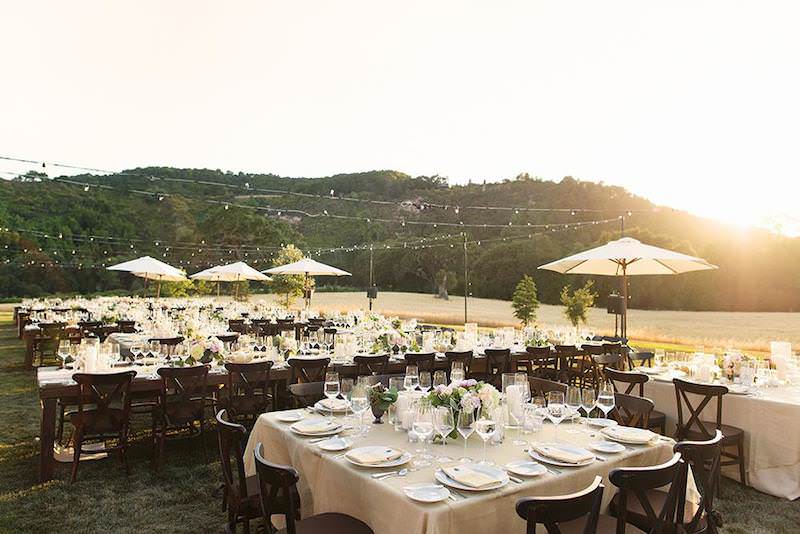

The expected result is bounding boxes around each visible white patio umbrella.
[191,261,271,298]
[538,237,717,339]
[107,256,187,298]
[263,258,351,308]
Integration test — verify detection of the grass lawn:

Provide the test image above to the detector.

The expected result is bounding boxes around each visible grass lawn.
[0,313,798,533]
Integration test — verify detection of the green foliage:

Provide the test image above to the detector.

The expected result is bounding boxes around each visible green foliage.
[270,244,307,308]
[512,275,540,326]
[368,384,399,411]
[560,281,598,330]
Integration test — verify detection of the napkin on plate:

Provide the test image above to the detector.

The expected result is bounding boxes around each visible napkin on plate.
[601,425,655,444]
[346,448,403,465]
[442,465,502,488]
[292,419,339,434]
[318,398,350,411]
[532,444,593,464]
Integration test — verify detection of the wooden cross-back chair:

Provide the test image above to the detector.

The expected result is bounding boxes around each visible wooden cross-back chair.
[612,392,654,429]
[69,370,136,483]
[404,352,436,373]
[354,354,390,377]
[606,368,667,435]
[528,377,567,399]
[223,361,274,425]
[522,346,559,381]
[483,348,511,388]
[287,357,330,384]
[216,410,263,533]
[673,378,747,488]
[443,350,473,382]
[675,430,724,534]
[515,475,604,534]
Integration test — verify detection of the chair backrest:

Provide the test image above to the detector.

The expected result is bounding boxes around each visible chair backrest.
[228,319,248,334]
[287,357,330,384]
[484,348,511,382]
[72,370,136,435]
[354,354,390,376]
[674,430,723,534]
[404,352,436,372]
[216,410,249,505]
[673,378,728,439]
[528,377,567,398]
[254,443,301,534]
[606,368,649,396]
[581,344,605,356]
[609,452,687,534]
[444,350,473,380]
[224,361,274,415]
[612,392,654,428]
[148,336,185,356]
[629,350,654,368]
[116,320,137,333]
[157,365,209,416]
[515,475,604,534]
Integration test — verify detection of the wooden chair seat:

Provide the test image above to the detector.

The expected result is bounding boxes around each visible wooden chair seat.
[680,423,743,443]
[67,407,126,435]
[276,512,373,534]
[610,490,701,532]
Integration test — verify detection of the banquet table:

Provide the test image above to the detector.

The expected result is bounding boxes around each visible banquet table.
[643,373,800,499]
[243,410,681,534]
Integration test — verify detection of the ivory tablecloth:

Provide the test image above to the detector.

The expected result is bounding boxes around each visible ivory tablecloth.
[644,377,800,499]
[243,412,679,534]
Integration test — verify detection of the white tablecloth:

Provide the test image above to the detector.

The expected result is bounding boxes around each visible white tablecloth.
[644,377,800,499]
[244,411,680,534]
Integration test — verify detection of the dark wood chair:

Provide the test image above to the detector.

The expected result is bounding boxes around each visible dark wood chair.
[554,345,581,385]
[444,350,473,382]
[228,319,248,334]
[68,370,136,483]
[147,336,185,357]
[606,368,667,435]
[403,352,436,373]
[116,320,137,333]
[33,331,61,367]
[612,392,654,429]
[673,378,747,489]
[287,358,330,408]
[628,349,654,369]
[254,443,374,534]
[216,410,262,533]
[521,346,559,381]
[222,361,274,425]
[515,475,604,534]
[216,333,240,350]
[152,365,210,470]
[354,354,390,377]
[482,348,511,388]
[528,377,567,398]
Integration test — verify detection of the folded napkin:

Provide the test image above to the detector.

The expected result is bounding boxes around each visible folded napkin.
[532,444,593,464]
[318,398,350,411]
[292,419,339,434]
[442,465,502,489]
[601,426,655,444]
[346,448,403,465]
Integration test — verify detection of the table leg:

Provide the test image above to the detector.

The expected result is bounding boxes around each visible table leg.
[25,337,34,368]
[39,398,57,482]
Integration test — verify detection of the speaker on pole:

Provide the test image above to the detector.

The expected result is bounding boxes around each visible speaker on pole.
[607,294,624,315]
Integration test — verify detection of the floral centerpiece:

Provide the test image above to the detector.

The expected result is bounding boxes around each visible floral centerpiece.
[175,336,225,366]
[426,379,501,439]
[368,383,399,423]
[273,334,297,358]
[525,328,550,348]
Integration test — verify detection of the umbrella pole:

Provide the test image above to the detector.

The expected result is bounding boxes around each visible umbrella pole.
[235,275,240,300]
[143,276,149,297]
[156,278,162,299]
[621,263,628,341]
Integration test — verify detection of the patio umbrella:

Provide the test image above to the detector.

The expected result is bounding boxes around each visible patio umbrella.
[190,261,271,298]
[107,256,187,298]
[263,258,351,308]
[538,237,717,339]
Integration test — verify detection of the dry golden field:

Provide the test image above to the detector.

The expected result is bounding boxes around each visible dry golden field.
[252,291,800,352]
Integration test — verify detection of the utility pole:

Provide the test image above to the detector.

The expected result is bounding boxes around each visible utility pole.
[463,233,468,324]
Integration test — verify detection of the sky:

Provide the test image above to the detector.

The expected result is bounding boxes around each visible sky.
[1,1,798,235]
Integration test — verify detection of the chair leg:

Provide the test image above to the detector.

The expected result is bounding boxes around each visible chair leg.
[70,431,83,483]
[737,438,747,487]
[199,420,208,463]
[56,403,66,445]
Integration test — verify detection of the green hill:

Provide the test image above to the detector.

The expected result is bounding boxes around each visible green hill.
[1,168,797,312]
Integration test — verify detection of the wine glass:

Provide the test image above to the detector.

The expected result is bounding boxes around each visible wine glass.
[131,342,144,366]
[433,406,454,462]
[566,386,582,433]
[349,385,370,437]
[581,387,596,433]
[412,401,434,467]
[457,409,475,463]
[404,365,419,391]
[340,377,354,421]
[474,417,497,464]
[433,370,447,388]
[521,404,543,449]
[324,371,340,420]
[418,371,432,393]
[596,381,615,420]
[58,340,70,369]
[450,361,465,382]
[546,391,566,443]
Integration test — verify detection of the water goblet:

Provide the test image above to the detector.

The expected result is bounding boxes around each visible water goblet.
[457,409,475,462]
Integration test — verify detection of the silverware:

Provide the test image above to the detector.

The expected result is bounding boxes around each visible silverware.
[502,470,523,484]
[594,455,607,462]
[372,470,398,479]
[378,468,408,480]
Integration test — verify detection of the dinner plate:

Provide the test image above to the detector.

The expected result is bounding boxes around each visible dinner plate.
[586,417,618,428]
[289,419,342,437]
[276,411,304,423]
[639,366,667,375]
[403,483,451,503]
[601,426,657,445]
[318,436,352,451]
[434,464,509,491]
[314,400,350,414]
[345,446,412,468]
[589,440,626,454]
[727,385,751,395]
[504,460,547,477]
[528,443,595,467]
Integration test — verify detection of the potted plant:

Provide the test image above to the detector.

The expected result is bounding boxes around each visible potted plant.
[368,383,398,423]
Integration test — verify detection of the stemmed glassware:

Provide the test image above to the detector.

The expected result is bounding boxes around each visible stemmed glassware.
[419,371,432,393]
[546,391,566,443]
[474,417,497,464]
[412,401,435,467]
[580,387,596,433]
[433,406,455,462]
[404,365,419,391]
[450,361,465,382]
[457,409,475,462]
[433,370,447,388]
[58,340,70,369]
[324,372,340,420]
[566,386,582,433]
[596,381,616,420]
[340,378,354,421]
[349,384,370,437]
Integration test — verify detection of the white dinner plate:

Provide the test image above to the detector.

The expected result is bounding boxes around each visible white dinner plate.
[314,400,350,414]
[601,426,657,445]
[589,440,626,454]
[289,419,342,437]
[403,483,451,503]
[345,446,412,468]
[434,464,509,491]
[276,411,304,423]
[639,366,667,375]
[318,436,352,451]
[528,443,595,467]
[504,460,547,477]
[586,418,618,428]
[727,385,751,395]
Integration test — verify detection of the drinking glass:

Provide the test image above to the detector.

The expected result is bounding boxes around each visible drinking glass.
[566,386,582,433]
[433,406,455,462]
[412,401,435,466]
[340,377,354,420]
[474,417,497,464]
[404,365,419,391]
[580,387,596,432]
[131,342,144,365]
[546,391,566,443]
[433,370,447,388]
[596,381,615,420]
[521,404,543,448]
[58,340,70,369]
[450,361,465,383]
[349,385,370,437]
[457,409,475,462]
[419,371,432,393]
